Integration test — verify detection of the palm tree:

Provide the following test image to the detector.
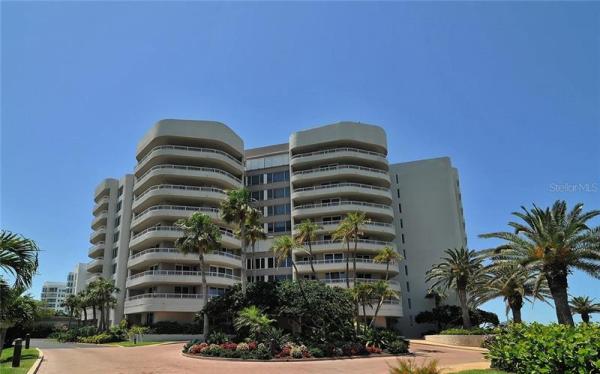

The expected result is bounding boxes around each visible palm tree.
[234,306,275,340]
[86,282,100,328]
[175,212,222,336]
[369,280,400,328]
[271,235,311,303]
[426,247,484,329]
[471,264,549,323]
[240,210,266,283]
[570,296,600,323]
[220,188,258,293]
[333,221,353,288]
[294,219,321,278]
[78,290,89,323]
[374,246,402,281]
[88,278,119,331]
[62,294,79,328]
[351,283,374,327]
[480,201,600,325]
[0,230,39,288]
[341,212,370,286]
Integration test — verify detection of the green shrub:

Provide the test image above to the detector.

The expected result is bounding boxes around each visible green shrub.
[78,332,121,344]
[487,323,600,373]
[309,347,324,358]
[389,359,441,374]
[183,339,202,353]
[206,330,228,344]
[254,343,273,359]
[439,327,496,335]
[387,339,410,355]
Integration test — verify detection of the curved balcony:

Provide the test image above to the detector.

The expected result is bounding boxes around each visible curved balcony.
[124,293,209,314]
[292,200,394,220]
[133,184,226,212]
[91,211,108,230]
[93,197,110,215]
[295,258,400,274]
[90,227,106,244]
[294,219,395,239]
[129,226,240,251]
[128,248,242,270]
[293,239,395,254]
[87,258,104,272]
[292,182,392,204]
[130,205,222,231]
[134,165,242,193]
[322,278,401,291]
[135,145,243,178]
[364,300,403,317]
[86,273,102,284]
[126,270,240,289]
[291,165,390,187]
[290,147,388,170]
[88,242,105,258]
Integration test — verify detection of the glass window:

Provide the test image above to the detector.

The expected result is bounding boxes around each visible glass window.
[267,204,290,216]
[250,191,264,201]
[267,170,290,183]
[267,187,290,199]
[246,174,263,186]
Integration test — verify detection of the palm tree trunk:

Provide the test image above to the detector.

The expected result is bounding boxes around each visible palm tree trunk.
[546,271,574,326]
[83,308,88,323]
[457,288,472,329]
[345,242,351,288]
[251,242,256,283]
[99,305,105,331]
[240,225,247,293]
[385,262,390,281]
[582,313,590,323]
[92,305,97,327]
[292,262,311,307]
[68,311,72,329]
[307,241,316,277]
[511,306,522,323]
[370,295,386,328]
[200,256,209,336]
[353,237,359,325]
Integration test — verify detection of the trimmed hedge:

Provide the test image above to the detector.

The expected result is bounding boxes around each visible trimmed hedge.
[487,323,600,373]
[439,327,497,335]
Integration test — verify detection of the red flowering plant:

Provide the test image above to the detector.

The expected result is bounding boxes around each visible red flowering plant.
[221,342,238,351]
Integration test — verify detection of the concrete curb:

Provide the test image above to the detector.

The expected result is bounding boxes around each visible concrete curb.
[410,339,489,353]
[26,348,44,374]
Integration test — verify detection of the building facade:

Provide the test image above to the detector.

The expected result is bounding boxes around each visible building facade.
[84,119,467,337]
[41,281,69,313]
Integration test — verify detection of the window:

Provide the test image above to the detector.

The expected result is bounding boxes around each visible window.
[118,186,123,197]
[247,259,252,269]
[395,174,399,184]
[404,265,408,276]
[403,249,406,258]
[400,219,403,228]
[267,187,290,199]
[267,257,274,268]
[398,203,402,213]
[357,273,372,279]
[112,248,118,258]
[401,234,405,244]
[325,272,344,280]
[268,221,291,233]
[406,281,410,292]
[112,264,117,274]
[250,191,264,201]
[397,189,400,198]
[246,174,263,186]
[254,258,265,269]
[267,204,290,216]
[113,232,120,243]
[116,200,122,212]
[114,216,121,227]
[408,298,412,309]
[266,170,290,183]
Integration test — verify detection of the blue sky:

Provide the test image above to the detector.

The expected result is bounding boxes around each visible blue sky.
[2,2,599,323]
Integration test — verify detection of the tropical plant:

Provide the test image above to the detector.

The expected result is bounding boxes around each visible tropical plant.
[87,278,119,331]
[569,296,600,323]
[294,219,321,277]
[374,246,402,281]
[351,283,375,326]
[335,212,370,286]
[0,230,39,288]
[480,201,600,325]
[239,209,266,283]
[415,305,499,331]
[175,212,222,335]
[471,264,550,323]
[78,290,90,323]
[62,294,80,328]
[220,188,258,293]
[426,248,484,328]
[234,306,274,340]
[389,359,440,374]
[369,280,399,328]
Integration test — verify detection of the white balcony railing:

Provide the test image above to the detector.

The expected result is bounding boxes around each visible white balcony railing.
[300,219,393,229]
[296,258,397,266]
[293,200,392,211]
[292,164,388,176]
[308,238,393,247]
[131,226,237,241]
[133,205,219,220]
[138,145,242,166]
[127,270,241,281]
[322,278,399,285]
[134,184,225,201]
[136,164,242,184]
[129,247,240,261]
[126,292,224,301]
[291,147,386,160]
[293,182,389,193]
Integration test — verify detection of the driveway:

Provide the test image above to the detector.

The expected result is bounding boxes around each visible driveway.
[36,340,489,374]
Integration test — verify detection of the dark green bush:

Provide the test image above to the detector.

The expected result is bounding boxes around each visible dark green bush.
[415,305,499,331]
[309,347,324,358]
[487,323,600,373]
[439,327,496,335]
[78,332,121,344]
[206,330,229,344]
[387,339,410,355]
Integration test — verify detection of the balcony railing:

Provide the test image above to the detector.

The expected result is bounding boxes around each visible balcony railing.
[138,145,242,166]
[136,164,242,183]
[135,184,225,201]
[133,205,219,220]
[127,270,240,281]
[322,277,399,285]
[293,182,389,193]
[292,164,388,176]
[129,247,240,261]
[296,258,396,266]
[304,219,392,228]
[291,147,386,160]
[294,200,392,211]
[126,292,223,301]
[308,238,393,247]
[131,226,237,241]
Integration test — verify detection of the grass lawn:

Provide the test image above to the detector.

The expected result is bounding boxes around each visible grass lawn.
[452,370,508,374]
[107,341,163,347]
[0,347,39,374]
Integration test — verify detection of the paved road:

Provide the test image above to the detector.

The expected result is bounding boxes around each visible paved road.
[36,340,489,374]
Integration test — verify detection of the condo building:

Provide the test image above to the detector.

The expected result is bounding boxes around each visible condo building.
[41,281,69,313]
[85,119,467,337]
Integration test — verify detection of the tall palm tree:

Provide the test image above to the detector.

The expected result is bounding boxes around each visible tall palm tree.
[426,247,484,329]
[62,294,79,328]
[570,296,600,323]
[351,283,374,326]
[91,278,119,331]
[369,280,400,328]
[239,209,266,283]
[86,282,100,328]
[175,212,222,336]
[374,246,402,281]
[220,188,257,293]
[333,221,353,288]
[471,264,549,323]
[0,230,39,288]
[480,201,600,325]
[78,290,89,323]
[272,235,310,303]
[342,212,370,286]
[294,219,320,278]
